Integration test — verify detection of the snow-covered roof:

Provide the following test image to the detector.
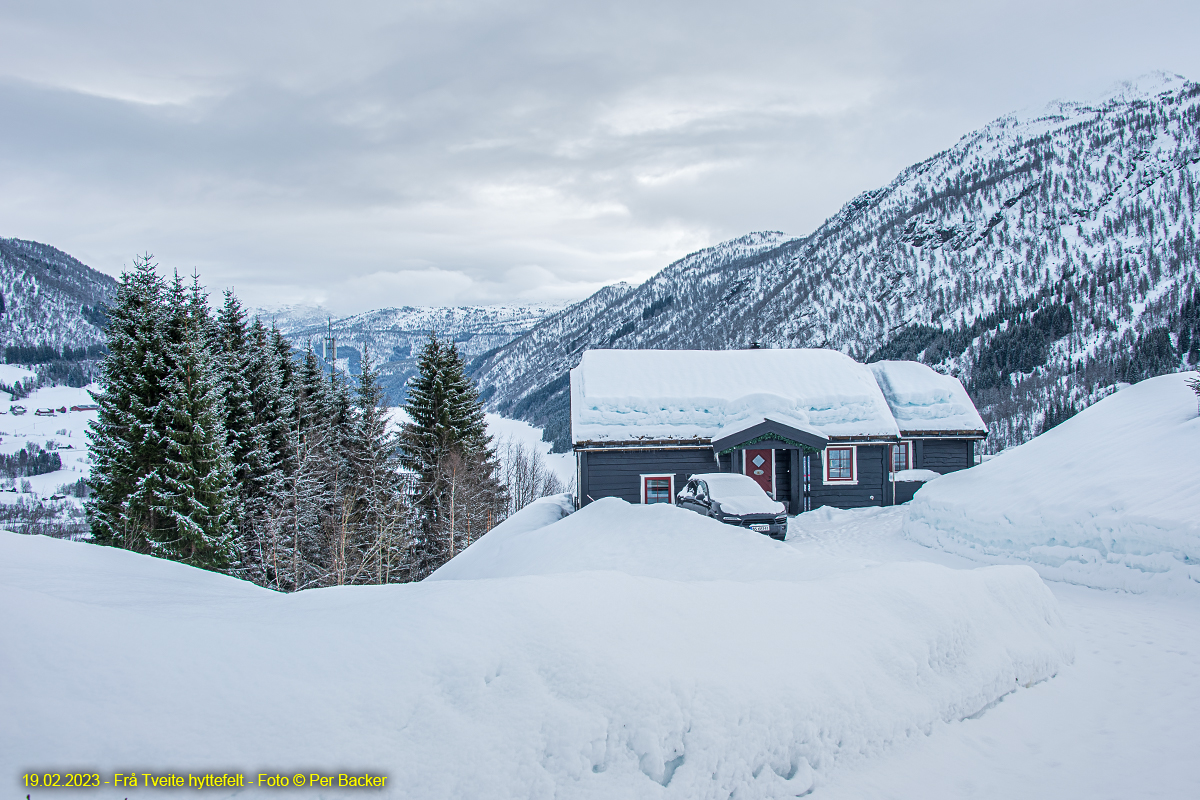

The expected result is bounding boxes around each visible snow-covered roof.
[570,349,901,443]
[868,361,987,435]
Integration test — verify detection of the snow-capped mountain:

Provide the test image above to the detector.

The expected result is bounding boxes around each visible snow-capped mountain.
[474,72,1200,452]
[259,303,562,405]
[0,238,116,354]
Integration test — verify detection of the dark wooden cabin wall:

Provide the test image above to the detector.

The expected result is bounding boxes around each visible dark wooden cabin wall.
[578,440,978,511]
[809,444,888,510]
[893,481,924,504]
[918,440,972,473]
[579,448,719,506]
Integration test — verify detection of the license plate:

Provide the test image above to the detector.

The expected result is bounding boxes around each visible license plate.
[750,524,770,532]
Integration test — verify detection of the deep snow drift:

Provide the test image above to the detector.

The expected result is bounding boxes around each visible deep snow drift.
[904,372,1200,595]
[2,498,1069,799]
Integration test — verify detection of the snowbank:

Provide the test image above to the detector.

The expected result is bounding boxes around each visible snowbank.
[893,468,942,483]
[429,496,803,582]
[905,372,1200,595]
[2,501,1070,799]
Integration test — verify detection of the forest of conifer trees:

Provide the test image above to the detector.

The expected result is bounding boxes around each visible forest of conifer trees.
[85,256,532,587]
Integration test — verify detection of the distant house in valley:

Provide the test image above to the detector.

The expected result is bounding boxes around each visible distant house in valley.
[570,349,987,512]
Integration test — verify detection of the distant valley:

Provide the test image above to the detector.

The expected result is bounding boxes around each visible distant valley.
[257,303,563,405]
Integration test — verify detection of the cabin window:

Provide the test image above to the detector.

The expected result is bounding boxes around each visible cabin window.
[641,474,674,504]
[891,442,911,473]
[823,446,857,484]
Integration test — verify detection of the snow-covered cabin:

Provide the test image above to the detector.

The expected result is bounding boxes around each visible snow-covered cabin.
[570,349,987,512]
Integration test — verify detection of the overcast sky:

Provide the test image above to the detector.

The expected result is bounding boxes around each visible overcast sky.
[2,1,1199,314]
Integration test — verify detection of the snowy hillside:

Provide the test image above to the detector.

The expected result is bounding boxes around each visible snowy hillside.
[1,498,1069,799]
[473,73,1200,452]
[0,368,97,538]
[0,238,115,353]
[257,302,561,405]
[904,371,1200,595]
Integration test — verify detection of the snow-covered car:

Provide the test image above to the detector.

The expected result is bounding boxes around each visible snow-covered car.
[676,473,788,540]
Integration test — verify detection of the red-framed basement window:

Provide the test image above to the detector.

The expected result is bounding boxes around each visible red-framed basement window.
[641,474,674,504]
[890,441,912,473]
[823,446,857,484]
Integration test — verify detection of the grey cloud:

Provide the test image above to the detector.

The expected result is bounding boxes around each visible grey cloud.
[1,0,1198,313]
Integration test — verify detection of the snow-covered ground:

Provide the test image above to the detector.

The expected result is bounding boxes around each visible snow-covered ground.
[3,497,1069,800]
[787,507,1200,799]
[0,375,96,501]
[3,373,1197,798]
[485,412,575,488]
[388,410,575,489]
[905,372,1199,596]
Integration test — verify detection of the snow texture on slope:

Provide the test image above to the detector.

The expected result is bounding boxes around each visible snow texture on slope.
[570,348,898,442]
[0,237,115,351]
[2,499,1069,799]
[868,360,987,434]
[904,372,1200,595]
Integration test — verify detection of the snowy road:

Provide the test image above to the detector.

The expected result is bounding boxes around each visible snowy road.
[788,507,1200,799]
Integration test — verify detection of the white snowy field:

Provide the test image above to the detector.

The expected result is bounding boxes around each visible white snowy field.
[0,374,96,500]
[2,497,1069,800]
[788,507,1200,799]
[3,372,1197,798]
[385,409,575,489]
[484,412,576,488]
[905,372,1200,596]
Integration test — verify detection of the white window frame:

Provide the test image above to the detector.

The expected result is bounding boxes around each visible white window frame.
[891,440,913,473]
[640,473,675,505]
[823,445,858,485]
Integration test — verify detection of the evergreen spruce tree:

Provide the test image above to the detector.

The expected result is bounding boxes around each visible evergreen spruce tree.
[229,317,294,584]
[248,321,294,481]
[216,291,260,502]
[400,333,504,577]
[87,254,172,552]
[151,276,238,569]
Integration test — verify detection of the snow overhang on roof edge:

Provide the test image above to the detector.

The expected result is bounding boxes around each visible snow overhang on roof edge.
[898,429,989,438]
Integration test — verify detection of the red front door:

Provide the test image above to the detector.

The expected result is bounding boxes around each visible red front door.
[744,449,774,497]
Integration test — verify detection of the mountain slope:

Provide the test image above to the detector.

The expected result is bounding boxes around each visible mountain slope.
[474,72,1200,452]
[0,238,116,355]
[261,303,561,405]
